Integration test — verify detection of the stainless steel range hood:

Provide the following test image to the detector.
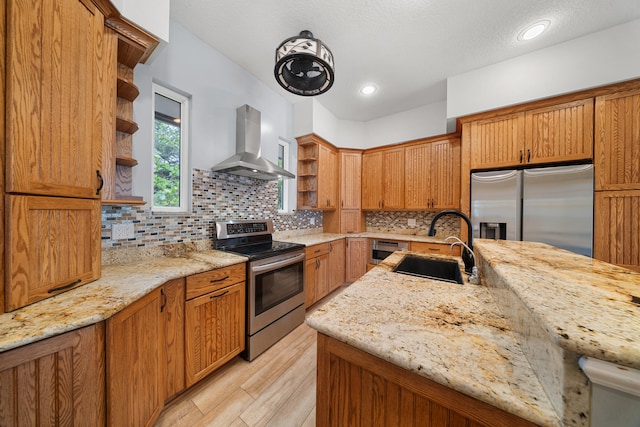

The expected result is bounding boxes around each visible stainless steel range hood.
[211,105,295,181]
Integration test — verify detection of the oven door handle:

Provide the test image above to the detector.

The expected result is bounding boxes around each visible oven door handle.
[251,253,305,273]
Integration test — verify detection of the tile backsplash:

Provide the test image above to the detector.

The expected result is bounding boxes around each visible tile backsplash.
[102,169,321,253]
[102,168,460,263]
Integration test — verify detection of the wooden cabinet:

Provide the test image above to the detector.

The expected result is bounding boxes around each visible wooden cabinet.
[405,138,461,210]
[346,238,368,282]
[594,88,640,191]
[362,147,405,210]
[5,0,106,199]
[296,134,338,210]
[0,324,105,426]
[410,241,461,257]
[594,191,640,272]
[161,278,185,402]
[305,243,330,307]
[5,196,101,311]
[316,333,536,427]
[106,288,165,427]
[325,149,365,233]
[184,266,246,387]
[470,99,594,170]
[328,239,346,293]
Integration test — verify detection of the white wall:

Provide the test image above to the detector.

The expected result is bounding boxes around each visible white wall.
[132,20,295,207]
[447,19,640,127]
[111,0,171,43]
[293,99,448,149]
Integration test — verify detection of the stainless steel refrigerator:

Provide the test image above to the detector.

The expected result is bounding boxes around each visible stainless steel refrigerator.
[471,164,594,257]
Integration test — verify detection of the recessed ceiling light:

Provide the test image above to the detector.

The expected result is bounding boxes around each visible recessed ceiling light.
[360,84,377,95]
[518,20,550,41]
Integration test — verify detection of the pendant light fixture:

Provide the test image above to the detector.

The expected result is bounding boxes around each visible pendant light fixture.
[274,30,335,96]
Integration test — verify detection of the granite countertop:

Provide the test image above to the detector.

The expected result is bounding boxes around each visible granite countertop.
[276,231,452,246]
[0,250,247,353]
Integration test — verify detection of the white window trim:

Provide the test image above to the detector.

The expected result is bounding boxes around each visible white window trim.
[278,137,292,214]
[151,83,190,213]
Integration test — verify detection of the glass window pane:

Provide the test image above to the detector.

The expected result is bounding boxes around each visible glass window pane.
[154,94,182,208]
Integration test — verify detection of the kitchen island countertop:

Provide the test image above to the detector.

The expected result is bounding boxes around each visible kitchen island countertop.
[307,240,640,426]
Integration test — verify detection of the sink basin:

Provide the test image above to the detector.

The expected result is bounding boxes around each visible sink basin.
[392,256,464,284]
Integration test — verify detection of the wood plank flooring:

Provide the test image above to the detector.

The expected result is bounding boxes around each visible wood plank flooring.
[155,311,322,427]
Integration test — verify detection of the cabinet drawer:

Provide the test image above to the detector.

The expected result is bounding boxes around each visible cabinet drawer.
[306,243,330,259]
[186,264,246,300]
[410,241,461,256]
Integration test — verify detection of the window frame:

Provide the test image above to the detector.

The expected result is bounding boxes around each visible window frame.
[277,137,292,213]
[151,83,191,213]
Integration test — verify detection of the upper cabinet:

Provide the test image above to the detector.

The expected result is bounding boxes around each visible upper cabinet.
[339,150,362,210]
[405,138,461,210]
[5,0,106,199]
[362,147,405,210]
[296,134,338,210]
[594,88,640,191]
[470,99,594,170]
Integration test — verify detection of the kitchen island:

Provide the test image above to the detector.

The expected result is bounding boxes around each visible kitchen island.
[306,239,640,426]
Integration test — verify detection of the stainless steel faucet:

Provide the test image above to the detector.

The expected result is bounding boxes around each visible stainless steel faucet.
[428,209,475,274]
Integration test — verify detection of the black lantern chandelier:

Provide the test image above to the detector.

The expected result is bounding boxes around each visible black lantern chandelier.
[274,30,335,96]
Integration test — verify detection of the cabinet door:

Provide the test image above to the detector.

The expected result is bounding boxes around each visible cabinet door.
[0,324,105,426]
[328,239,346,292]
[5,195,101,311]
[340,209,363,233]
[184,282,245,387]
[318,144,338,209]
[162,278,185,402]
[383,147,405,209]
[430,138,461,209]
[5,0,103,198]
[107,289,164,427]
[525,99,594,165]
[405,143,431,210]
[346,238,368,282]
[595,89,640,191]
[340,151,362,209]
[315,254,330,301]
[594,190,640,272]
[470,113,524,170]
[305,257,318,308]
[362,152,384,209]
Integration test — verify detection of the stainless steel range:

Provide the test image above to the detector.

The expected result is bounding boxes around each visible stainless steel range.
[214,220,306,361]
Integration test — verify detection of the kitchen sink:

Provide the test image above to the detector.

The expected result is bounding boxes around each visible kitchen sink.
[392,256,464,284]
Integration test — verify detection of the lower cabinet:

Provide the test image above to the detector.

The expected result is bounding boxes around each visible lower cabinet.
[106,288,165,427]
[328,239,346,293]
[316,333,536,427]
[594,190,640,272]
[305,243,330,307]
[0,324,106,426]
[410,241,461,257]
[184,266,246,387]
[162,278,186,402]
[346,238,368,282]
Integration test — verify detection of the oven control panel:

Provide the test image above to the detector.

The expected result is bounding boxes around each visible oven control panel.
[215,219,274,239]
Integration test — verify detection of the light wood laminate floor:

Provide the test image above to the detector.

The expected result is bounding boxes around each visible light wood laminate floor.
[155,321,317,427]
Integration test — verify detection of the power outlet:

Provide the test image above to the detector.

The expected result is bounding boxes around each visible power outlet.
[408,218,417,227]
[310,217,316,225]
[111,222,135,240]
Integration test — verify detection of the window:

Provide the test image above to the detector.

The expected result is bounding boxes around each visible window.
[277,138,291,212]
[152,83,190,212]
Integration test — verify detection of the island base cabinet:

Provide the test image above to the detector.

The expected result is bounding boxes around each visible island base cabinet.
[316,333,537,427]
[0,324,105,426]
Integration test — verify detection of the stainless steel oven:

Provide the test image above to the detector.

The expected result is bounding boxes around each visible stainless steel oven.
[370,239,409,265]
[214,220,306,361]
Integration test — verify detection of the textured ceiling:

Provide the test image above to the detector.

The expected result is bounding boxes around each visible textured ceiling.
[170,0,640,122]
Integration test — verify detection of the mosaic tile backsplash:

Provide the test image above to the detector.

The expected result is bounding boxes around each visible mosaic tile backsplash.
[102,168,460,261]
[102,169,322,251]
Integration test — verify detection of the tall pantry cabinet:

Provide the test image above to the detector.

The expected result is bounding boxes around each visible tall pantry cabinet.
[3,0,107,311]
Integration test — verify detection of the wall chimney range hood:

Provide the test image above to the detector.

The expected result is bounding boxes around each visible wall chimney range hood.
[211,105,295,181]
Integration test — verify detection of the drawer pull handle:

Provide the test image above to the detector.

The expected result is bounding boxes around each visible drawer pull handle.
[210,290,229,299]
[48,279,81,293]
[96,170,104,195]
[210,275,229,283]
